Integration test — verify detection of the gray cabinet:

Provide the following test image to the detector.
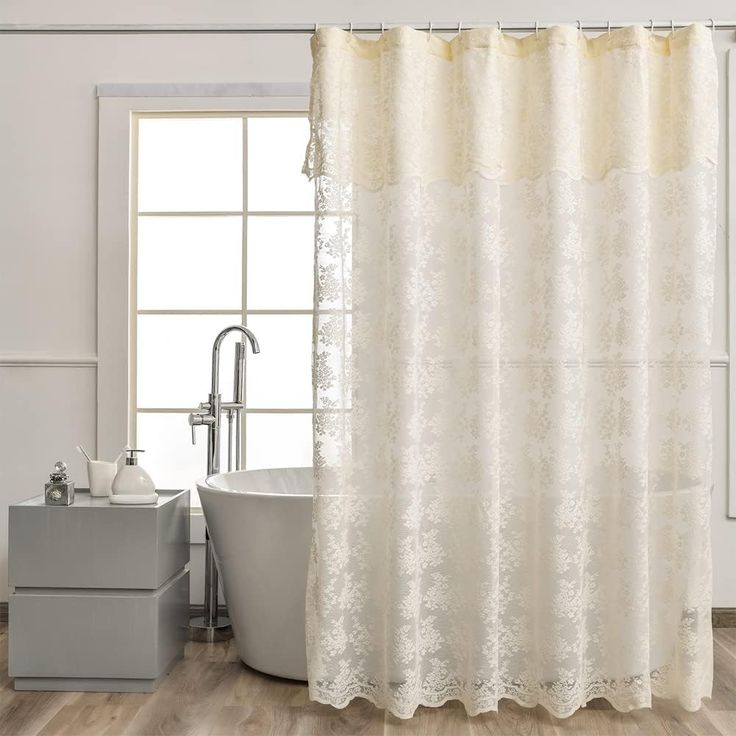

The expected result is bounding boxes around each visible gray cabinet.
[8,490,190,692]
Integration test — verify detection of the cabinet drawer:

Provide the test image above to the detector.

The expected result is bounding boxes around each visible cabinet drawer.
[9,490,189,590]
[9,569,189,680]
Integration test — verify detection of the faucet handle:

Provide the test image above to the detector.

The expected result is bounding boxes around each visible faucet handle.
[188,411,215,445]
[189,412,203,445]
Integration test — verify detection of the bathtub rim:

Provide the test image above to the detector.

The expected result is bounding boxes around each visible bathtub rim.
[196,466,314,499]
[197,468,712,501]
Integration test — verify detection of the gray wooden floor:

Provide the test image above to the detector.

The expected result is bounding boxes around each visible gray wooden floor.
[2,624,736,735]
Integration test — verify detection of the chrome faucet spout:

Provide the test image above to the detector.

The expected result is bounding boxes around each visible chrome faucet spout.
[211,325,260,397]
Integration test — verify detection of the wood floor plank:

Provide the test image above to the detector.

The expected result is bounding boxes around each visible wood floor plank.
[69,691,151,707]
[469,702,557,735]
[121,697,220,736]
[706,710,736,735]
[714,628,736,654]
[0,690,76,736]
[224,665,308,708]
[710,637,736,710]
[646,698,725,736]
[549,709,648,736]
[36,704,140,736]
[405,702,478,736]
[209,705,273,736]
[153,655,238,705]
[120,654,234,736]
[297,698,388,736]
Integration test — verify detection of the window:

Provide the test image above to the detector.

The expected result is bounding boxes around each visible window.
[130,112,314,504]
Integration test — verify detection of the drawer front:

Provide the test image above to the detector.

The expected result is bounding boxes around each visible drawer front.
[9,492,189,589]
[9,569,189,680]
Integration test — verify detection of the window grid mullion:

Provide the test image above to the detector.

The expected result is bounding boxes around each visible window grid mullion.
[137,309,314,315]
[137,408,313,413]
[130,116,140,447]
[137,211,315,216]
[242,114,249,469]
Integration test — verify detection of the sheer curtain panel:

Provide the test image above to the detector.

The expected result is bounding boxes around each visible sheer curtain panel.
[304,24,717,719]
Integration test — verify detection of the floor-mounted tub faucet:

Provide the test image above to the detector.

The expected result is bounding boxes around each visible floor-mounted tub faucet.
[188,324,260,641]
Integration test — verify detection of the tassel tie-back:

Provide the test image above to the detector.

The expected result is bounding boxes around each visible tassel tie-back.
[304,23,717,187]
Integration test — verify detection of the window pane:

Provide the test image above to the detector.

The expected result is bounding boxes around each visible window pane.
[138,216,242,310]
[246,413,312,470]
[138,117,242,211]
[247,216,313,310]
[245,315,312,409]
[137,412,206,506]
[247,117,313,211]
[137,314,237,408]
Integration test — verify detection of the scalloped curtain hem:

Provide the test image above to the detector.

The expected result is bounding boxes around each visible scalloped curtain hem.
[308,679,712,720]
[302,157,719,189]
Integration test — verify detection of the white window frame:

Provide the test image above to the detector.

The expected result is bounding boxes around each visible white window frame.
[729,51,736,516]
[97,85,310,530]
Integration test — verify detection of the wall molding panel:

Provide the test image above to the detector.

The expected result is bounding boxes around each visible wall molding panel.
[97,82,309,98]
[2,355,728,368]
[0,355,98,367]
[4,603,736,628]
[728,49,736,517]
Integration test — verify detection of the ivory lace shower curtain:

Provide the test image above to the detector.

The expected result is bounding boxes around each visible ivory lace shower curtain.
[304,24,717,718]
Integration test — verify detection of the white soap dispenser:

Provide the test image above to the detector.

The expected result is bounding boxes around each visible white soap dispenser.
[110,449,158,505]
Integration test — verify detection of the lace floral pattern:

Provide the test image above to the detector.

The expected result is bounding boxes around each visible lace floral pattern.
[305,25,717,187]
[304,25,717,720]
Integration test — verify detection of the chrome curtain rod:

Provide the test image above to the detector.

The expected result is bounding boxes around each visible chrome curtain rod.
[0,20,735,35]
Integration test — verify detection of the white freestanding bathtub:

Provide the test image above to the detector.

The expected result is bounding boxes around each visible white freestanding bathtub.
[197,467,312,680]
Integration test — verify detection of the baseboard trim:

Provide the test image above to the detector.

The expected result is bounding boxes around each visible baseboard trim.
[713,608,736,627]
[1,602,733,628]
[0,602,229,624]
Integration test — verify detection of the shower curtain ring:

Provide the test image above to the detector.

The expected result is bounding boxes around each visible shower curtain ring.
[535,20,539,37]
[670,19,674,35]
[710,18,716,34]
[381,21,385,33]
[607,20,611,36]
[458,20,462,33]
[428,20,433,39]
[577,19,582,32]
[348,21,353,34]
[497,20,502,32]
[649,19,654,35]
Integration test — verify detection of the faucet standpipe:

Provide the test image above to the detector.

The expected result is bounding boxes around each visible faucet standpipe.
[188,324,260,642]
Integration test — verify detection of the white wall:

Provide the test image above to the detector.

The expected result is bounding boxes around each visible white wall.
[1,0,735,605]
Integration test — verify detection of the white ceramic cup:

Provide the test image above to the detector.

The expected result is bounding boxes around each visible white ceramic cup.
[87,460,118,497]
